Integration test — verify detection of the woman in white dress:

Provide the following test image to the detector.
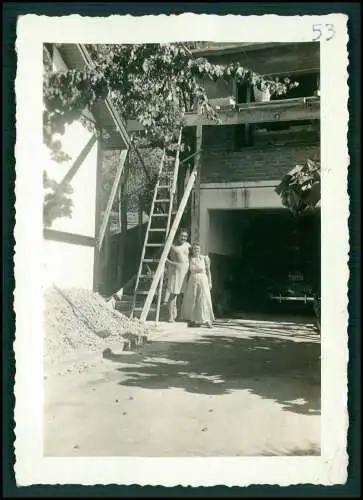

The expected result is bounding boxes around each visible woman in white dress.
[165,229,191,322]
[181,243,215,327]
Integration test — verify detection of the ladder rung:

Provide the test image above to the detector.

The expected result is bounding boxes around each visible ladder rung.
[143,259,159,263]
[140,274,154,278]
[158,185,170,189]
[152,213,168,217]
[155,199,170,203]
[149,228,166,232]
[146,243,164,247]
[135,291,149,295]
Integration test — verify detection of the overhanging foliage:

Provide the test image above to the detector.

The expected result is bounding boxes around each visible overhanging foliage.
[43,42,299,227]
[275,159,321,216]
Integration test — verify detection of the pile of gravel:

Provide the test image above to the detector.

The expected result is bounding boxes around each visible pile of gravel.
[44,286,149,372]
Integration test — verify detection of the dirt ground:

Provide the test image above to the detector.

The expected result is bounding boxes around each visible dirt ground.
[44,315,321,457]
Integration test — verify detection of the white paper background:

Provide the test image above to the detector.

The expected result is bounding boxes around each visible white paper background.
[14,13,349,486]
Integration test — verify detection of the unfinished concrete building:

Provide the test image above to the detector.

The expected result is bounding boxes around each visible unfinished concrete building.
[182,42,321,316]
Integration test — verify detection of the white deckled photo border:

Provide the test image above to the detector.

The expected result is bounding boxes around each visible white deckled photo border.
[14,13,349,486]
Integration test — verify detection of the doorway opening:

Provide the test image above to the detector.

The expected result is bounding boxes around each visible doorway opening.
[208,208,321,318]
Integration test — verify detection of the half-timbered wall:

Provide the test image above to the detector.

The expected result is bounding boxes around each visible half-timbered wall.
[43,47,100,291]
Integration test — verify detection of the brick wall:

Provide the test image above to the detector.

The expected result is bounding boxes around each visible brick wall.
[201,125,320,183]
[201,143,320,183]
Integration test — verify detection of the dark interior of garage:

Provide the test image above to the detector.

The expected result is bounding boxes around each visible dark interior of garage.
[209,208,321,318]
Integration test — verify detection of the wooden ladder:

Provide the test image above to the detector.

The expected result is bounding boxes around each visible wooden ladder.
[139,162,198,322]
[130,130,183,322]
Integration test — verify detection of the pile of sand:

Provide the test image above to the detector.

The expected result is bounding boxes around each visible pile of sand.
[44,286,149,373]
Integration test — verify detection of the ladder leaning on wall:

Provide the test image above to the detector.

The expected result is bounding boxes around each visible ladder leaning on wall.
[130,129,182,322]
[130,128,199,324]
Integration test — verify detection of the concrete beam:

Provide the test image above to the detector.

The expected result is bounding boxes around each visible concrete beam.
[184,98,320,127]
[191,125,203,242]
[126,97,320,131]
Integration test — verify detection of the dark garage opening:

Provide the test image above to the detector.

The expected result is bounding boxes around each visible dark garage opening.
[208,209,321,318]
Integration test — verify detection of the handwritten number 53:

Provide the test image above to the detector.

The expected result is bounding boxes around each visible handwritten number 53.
[312,24,335,41]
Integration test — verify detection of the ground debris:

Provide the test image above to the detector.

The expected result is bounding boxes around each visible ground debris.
[44,286,149,373]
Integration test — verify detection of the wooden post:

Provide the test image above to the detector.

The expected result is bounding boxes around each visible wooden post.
[183,167,191,232]
[138,196,143,247]
[118,156,129,286]
[137,196,144,290]
[232,76,237,104]
[120,160,128,233]
[93,138,103,293]
[116,185,123,286]
[245,86,252,144]
[118,185,122,233]
[97,148,128,250]
[191,124,202,243]
[171,128,183,212]
[103,219,112,295]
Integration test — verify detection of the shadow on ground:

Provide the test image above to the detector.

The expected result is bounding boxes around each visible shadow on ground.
[100,317,320,416]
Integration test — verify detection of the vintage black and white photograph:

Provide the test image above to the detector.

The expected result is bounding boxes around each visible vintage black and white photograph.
[14,13,349,486]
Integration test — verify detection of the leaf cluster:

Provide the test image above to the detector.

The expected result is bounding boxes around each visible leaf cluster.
[275,159,321,216]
